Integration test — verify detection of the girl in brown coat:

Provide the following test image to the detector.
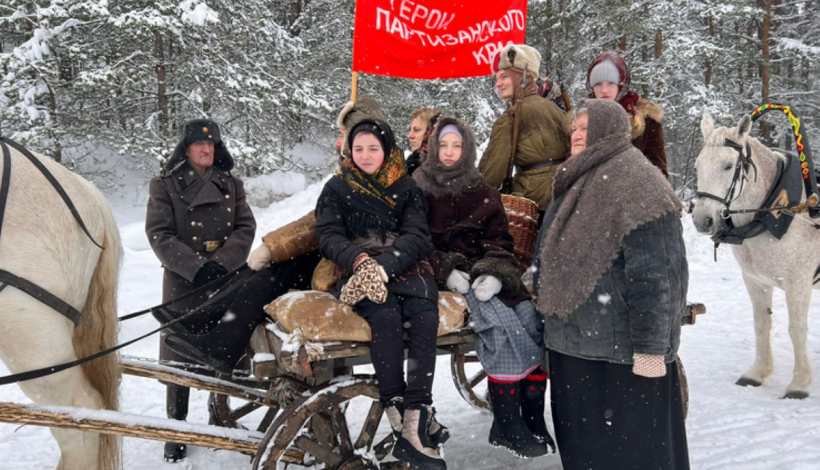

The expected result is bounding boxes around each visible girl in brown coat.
[587,51,669,178]
[414,117,554,459]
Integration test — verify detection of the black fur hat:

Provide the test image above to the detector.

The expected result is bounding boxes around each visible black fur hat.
[162,118,234,175]
[181,118,221,147]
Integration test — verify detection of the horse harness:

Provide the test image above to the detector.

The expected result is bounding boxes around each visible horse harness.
[0,137,104,326]
[696,138,808,247]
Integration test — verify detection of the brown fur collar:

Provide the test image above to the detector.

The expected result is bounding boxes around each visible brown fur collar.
[629,99,663,140]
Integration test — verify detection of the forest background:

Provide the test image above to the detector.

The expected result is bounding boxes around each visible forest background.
[1,0,818,199]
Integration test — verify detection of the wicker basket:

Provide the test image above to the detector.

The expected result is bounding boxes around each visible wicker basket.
[501,194,539,272]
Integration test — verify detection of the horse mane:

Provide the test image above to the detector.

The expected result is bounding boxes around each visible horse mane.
[702,122,789,170]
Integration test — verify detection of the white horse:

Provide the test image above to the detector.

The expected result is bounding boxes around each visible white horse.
[692,114,820,399]
[0,142,122,469]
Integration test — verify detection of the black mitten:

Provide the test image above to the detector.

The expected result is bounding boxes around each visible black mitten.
[194,261,227,287]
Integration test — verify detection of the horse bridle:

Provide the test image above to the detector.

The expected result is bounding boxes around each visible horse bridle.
[695,138,757,220]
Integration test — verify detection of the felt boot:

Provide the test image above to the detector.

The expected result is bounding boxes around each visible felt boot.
[488,380,549,458]
[521,372,556,453]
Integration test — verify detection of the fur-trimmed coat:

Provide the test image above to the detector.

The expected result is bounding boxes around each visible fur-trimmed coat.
[426,183,530,308]
[630,99,668,178]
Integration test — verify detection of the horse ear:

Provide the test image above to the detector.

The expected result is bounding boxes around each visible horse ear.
[701,115,714,140]
[737,114,752,138]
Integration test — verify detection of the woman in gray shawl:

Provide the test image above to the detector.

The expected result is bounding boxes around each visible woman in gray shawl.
[533,99,690,470]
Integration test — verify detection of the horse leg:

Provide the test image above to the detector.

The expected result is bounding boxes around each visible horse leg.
[17,365,107,470]
[737,274,773,387]
[783,284,812,399]
[1,315,106,470]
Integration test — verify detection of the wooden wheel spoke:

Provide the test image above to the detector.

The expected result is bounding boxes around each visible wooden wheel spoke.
[373,433,395,461]
[330,404,353,455]
[354,400,384,451]
[468,370,487,389]
[310,413,335,448]
[294,435,342,467]
[230,402,262,420]
[463,354,481,364]
[256,406,279,433]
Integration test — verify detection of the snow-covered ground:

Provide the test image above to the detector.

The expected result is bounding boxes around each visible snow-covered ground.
[1,176,820,470]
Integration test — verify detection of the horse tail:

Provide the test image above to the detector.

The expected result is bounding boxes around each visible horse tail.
[72,185,123,469]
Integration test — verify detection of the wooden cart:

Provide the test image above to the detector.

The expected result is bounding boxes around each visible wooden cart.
[0,304,705,470]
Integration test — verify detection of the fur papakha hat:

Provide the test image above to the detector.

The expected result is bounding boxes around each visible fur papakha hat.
[335,94,386,131]
[491,44,541,77]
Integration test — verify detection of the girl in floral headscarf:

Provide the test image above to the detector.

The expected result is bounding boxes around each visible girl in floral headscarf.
[314,118,448,470]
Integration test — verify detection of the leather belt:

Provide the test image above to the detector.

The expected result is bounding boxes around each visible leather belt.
[516,159,565,172]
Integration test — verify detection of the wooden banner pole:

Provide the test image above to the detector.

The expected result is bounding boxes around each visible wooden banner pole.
[351,71,358,102]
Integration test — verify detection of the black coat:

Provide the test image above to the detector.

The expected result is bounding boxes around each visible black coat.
[314,174,437,303]
[426,183,529,307]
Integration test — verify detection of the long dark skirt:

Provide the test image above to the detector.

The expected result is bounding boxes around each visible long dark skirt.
[549,349,690,470]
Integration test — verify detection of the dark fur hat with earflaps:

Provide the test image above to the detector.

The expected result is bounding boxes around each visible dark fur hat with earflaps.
[162,118,234,176]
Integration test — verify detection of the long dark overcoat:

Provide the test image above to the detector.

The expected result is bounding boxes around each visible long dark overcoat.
[146,160,256,362]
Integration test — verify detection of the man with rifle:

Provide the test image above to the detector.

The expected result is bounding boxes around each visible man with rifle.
[479,44,568,225]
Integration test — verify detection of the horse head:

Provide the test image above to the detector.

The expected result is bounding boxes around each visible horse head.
[692,114,782,235]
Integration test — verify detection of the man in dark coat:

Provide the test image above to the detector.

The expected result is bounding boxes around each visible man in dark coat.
[145,118,256,463]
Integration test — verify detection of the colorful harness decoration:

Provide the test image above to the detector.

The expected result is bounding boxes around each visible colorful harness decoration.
[750,104,819,217]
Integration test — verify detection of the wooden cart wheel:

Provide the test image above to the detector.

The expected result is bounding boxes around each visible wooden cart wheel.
[450,351,491,412]
[253,375,404,470]
[208,390,281,433]
[677,357,689,420]
[207,353,283,434]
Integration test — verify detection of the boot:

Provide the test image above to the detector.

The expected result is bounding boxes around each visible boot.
[164,307,263,375]
[383,397,450,446]
[393,406,447,470]
[164,385,189,463]
[488,380,549,458]
[384,397,404,439]
[521,372,556,453]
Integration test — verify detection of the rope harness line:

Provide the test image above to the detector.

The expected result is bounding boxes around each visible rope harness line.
[0,135,254,385]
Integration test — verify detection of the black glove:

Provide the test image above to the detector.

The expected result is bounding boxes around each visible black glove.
[193,261,227,287]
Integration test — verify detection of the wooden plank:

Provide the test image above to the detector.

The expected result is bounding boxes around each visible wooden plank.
[0,402,260,454]
[120,360,273,407]
[253,329,478,378]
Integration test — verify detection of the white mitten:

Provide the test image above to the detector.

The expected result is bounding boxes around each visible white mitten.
[632,353,667,378]
[248,244,272,271]
[446,270,471,294]
[471,274,503,302]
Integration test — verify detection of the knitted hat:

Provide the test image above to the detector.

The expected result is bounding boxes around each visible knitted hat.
[438,124,463,141]
[588,60,620,89]
[491,44,541,77]
[586,52,632,101]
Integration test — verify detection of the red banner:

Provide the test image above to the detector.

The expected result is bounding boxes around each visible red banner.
[352,0,528,80]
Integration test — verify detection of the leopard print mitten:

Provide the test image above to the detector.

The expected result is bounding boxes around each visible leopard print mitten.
[340,273,368,305]
[353,256,389,304]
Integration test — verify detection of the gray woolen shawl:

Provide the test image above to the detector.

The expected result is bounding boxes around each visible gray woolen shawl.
[537,99,682,317]
[413,116,484,198]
